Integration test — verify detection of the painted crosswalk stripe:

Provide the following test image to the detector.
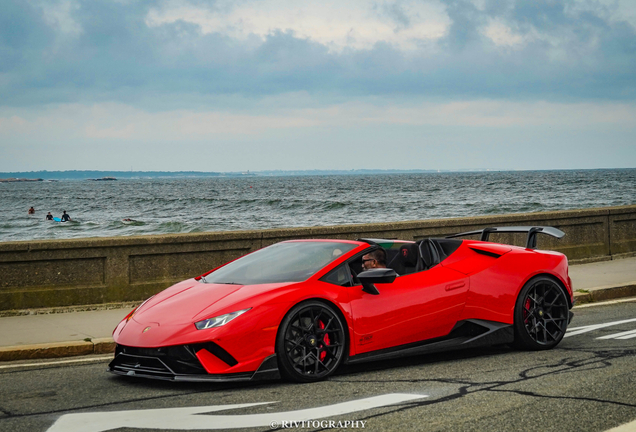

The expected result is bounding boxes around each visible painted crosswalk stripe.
[565,317,636,338]
[597,329,636,340]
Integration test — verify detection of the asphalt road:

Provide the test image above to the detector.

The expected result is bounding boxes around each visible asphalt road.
[1,299,635,432]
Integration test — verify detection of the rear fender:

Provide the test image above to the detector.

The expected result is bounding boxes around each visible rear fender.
[459,250,570,324]
[518,269,573,309]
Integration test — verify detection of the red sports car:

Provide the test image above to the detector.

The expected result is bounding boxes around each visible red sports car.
[109,226,574,383]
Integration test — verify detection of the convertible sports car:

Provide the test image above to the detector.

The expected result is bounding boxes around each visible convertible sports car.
[109,226,574,383]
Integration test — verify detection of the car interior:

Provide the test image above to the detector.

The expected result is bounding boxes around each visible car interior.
[385,238,462,276]
[321,239,463,287]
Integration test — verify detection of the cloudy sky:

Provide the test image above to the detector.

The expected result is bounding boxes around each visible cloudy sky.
[1,0,635,172]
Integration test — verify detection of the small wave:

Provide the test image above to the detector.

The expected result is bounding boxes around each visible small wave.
[516,202,547,212]
[80,220,100,227]
[319,201,349,211]
[122,221,145,226]
[157,221,191,233]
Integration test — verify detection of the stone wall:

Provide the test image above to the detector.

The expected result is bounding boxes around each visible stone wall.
[1,205,634,311]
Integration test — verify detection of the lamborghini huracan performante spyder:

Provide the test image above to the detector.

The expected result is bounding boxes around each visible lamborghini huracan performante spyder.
[109,226,574,383]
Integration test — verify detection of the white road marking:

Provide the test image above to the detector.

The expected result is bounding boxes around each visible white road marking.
[0,355,112,370]
[605,418,636,432]
[574,297,636,309]
[46,393,428,432]
[597,329,636,340]
[564,317,636,338]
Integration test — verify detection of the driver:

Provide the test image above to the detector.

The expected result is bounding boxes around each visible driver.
[361,248,387,271]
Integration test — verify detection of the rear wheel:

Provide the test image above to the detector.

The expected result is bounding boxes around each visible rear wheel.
[276,301,346,382]
[513,276,569,350]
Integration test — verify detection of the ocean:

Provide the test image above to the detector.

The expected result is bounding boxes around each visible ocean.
[1,169,635,242]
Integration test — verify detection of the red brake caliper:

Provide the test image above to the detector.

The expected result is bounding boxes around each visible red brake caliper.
[524,298,531,322]
[319,321,329,361]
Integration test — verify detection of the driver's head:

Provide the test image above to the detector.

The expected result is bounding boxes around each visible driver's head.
[361,248,387,270]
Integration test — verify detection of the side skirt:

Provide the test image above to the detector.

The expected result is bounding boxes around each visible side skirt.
[346,319,514,365]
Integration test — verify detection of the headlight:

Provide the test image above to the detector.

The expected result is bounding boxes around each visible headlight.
[194,308,251,330]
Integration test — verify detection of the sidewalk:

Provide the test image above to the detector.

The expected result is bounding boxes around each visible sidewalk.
[0,257,635,362]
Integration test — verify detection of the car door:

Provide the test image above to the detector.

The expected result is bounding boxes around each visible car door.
[348,265,469,355]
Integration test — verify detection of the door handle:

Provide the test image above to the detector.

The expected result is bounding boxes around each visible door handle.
[445,281,466,291]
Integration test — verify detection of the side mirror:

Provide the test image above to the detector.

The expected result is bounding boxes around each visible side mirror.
[357,268,397,295]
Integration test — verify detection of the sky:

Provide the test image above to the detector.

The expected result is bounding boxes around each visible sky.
[1,0,635,172]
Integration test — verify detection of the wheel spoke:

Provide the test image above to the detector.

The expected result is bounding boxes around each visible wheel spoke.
[285,337,305,352]
[545,294,563,307]
[318,317,334,333]
[290,324,305,333]
[538,321,559,341]
[523,303,536,315]
[308,309,316,331]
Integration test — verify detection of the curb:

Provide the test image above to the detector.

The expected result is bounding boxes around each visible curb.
[573,283,636,305]
[0,337,115,362]
[1,284,635,363]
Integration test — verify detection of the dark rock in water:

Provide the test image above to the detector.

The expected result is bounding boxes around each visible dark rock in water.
[0,178,43,182]
[88,177,117,181]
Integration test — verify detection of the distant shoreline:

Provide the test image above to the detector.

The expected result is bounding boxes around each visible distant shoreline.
[0,167,632,181]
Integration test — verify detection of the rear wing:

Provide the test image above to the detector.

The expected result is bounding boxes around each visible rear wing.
[446,226,565,249]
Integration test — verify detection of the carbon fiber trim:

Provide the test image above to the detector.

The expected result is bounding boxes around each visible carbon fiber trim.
[108,345,279,382]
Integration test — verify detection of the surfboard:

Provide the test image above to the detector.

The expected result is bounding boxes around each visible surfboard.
[53,217,62,222]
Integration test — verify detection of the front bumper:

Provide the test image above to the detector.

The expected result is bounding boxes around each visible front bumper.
[108,344,280,382]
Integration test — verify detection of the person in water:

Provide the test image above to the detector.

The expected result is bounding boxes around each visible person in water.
[61,211,71,222]
[46,212,53,220]
[28,207,35,214]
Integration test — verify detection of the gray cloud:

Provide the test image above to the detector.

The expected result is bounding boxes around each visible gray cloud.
[1,0,635,108]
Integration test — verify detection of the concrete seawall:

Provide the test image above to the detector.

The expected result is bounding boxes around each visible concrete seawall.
[1,205,635,311]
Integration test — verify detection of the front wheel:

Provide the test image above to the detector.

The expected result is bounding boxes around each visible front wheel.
[513,276,570,350]
[276,301,347,382]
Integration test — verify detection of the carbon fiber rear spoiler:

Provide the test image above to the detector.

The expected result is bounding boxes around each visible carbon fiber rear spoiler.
[446,226,565,249]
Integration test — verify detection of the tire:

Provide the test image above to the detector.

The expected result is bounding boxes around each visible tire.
[513,276,570,350]
[276,301,347,382]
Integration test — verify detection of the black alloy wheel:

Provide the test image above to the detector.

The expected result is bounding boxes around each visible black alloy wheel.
[276,301,346,382]
[513,276,570,350]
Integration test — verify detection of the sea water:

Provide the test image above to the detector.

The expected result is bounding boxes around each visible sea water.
[1,169,635,242]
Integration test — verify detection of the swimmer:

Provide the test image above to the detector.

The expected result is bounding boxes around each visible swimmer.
[28,207,35,215]
[61,211,71,222]
[46,212,53,220]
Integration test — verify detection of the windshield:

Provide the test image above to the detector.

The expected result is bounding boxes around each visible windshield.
[203,241,358,285]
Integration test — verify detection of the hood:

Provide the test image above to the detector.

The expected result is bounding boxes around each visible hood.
[131,279,295,326]
[132,279,241,325]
